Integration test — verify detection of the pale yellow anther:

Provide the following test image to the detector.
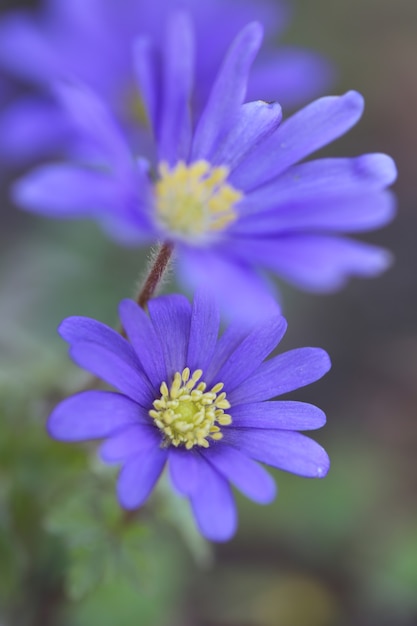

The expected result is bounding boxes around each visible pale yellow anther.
[149,367,233,449]
[154,160,242,241]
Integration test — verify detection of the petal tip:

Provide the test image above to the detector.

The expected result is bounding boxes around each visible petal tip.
[344,89,365,112]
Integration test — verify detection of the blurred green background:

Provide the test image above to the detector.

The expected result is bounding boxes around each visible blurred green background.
[1,0,417,625]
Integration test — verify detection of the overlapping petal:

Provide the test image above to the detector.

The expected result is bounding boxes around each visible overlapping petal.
[203,444,276,504]
[229,347,331,405]
[189,458,237,542]
[186,289,221,374]
[191,21,263,161]
[147,294,192,379]
[117,447,168,509]
[230,90,365,191]
[177,246,280,325]
[69,342,153,407]
[100,423,161,463]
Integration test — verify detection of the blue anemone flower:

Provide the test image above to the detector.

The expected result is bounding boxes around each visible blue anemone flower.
[0,0,332,164]
[14,17,397,321]
[48,290,331,542]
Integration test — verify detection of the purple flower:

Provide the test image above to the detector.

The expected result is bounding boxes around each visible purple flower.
[14,18,397,321]
[48,291,330,541]
[0,0,332,164]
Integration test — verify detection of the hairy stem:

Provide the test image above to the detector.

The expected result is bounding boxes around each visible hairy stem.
[137,242,174,309]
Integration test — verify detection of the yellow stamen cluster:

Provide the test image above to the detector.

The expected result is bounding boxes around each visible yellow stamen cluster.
[149,368,232,449]
[155,160,242,240]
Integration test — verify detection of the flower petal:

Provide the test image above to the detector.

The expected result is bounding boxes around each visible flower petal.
[54,83,132,170]
[236,234,392,292]
[177,246,280,326]
[230,90,365,191]
[13,165,121,218]
[148,294,192,380]
[234,191,396,235]
[190,459,237,541]
[192,22,263,161]
[204,323,252,385]
[157,11,194,164]
[231,401,327,430]
[59,315,140,369]
[187,289,220,374]
[0,98,70,164]
[168,448,203,496]
[118,299,166,390]
[69,342,153,407]
[48,391,142,441]
[210,100,282,171]
[133,36,160,134]
[203,444,276,504]
[215,314,287,392]
[223,429,330,478]
[99,423,161,464]
[242,154,397,211]
[116,447,167,509]
[229,348,331,405]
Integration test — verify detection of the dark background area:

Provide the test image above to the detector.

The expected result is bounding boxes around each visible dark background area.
[1,1,417,625]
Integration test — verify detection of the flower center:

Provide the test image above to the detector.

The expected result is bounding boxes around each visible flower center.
[154,160,242,240]
[149,368,232,449]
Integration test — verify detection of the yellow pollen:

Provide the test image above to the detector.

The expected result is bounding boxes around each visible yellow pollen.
[154,160,242,240]
[149,367,232,449]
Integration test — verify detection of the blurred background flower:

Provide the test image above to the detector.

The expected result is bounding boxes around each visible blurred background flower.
[0,0,332,167]
[1,1,417,625]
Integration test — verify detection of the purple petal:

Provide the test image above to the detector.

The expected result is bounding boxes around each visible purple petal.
[215,314,287,392]
[147,294,192,380]
[204,323,252,385]
[234,190,396,236]
[187,289,220,374]
[0,98,71,163]
[223,428,330,478]
[133,37,160,134]
[13,165,122,218]
[69,342,153,407]
[210,100,282,171]
[48,391,142,441]
[190,459,237,541]
[231,401,327,430]
[237,235,392,292]
[116,447,167,509]
[99,423,161,463]
[168,448,203,496]
[230,91,365,191]
[177,246,280,325]
[54,83,132,171]
[229,348,331,405]
[203,444,276,504]
[158,11,194,164]
[59,316,140,368]
[192,22,263,161]
[243,154,397,210]
[118,299,166,390]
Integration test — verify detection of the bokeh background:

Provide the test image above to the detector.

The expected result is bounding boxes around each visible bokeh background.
[1,0,417,625]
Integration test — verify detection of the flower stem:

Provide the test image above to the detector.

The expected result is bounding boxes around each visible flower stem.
[137,242,174,309]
